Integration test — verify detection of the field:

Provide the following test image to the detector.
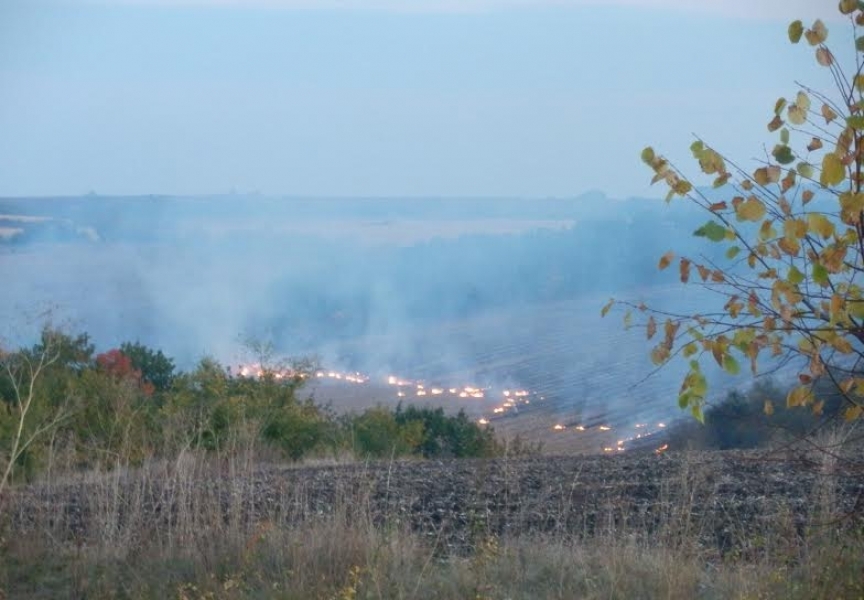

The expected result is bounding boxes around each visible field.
[3,440,863,599]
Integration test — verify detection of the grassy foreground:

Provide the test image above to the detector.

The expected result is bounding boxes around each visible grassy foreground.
[1,446,863,600]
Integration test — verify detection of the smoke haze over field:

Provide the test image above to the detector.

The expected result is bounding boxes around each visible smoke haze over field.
[0,192,749,429]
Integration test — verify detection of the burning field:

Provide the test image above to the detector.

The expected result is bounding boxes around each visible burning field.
[235,361,674,455]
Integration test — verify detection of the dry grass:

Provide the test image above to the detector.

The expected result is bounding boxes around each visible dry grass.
[1,447,863,600]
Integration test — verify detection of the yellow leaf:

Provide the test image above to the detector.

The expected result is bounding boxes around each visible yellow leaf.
[650,345,670,365]
[840,192,864,224]
[821,104,838,124]
[697,264,710,281]
[821,153,845,187]
[789,108,808,128]
[844,405,863,421]
[802,189,815,205]
[840,378,855,394]
[830,294,844,323]
[736,196,766,222]
[646,316,657,340]
[804,19,828,46]
[764,400,774,416]
[600,299,614,318]
[787,385,814,408]
[807,213,835,239]
[783,218,808,239]
[658,251,674,270]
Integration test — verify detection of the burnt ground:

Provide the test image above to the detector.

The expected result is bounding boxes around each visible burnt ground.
[7,448,864,557]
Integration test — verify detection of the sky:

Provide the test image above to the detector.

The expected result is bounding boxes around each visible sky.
[0,0,845,199]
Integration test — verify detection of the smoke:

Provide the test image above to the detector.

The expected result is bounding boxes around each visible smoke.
[0,192,740,426]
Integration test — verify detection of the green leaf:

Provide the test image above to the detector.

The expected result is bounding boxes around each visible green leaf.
[722,354,741,375]
[774,97,787,115]
[848,115,864,130]
[694,221,727,242]
[788,265,805,285]
[726,246,741,260]
[690,140,704,157]
[857,36,864,52]
[773,144,795,165]
[821,153,846,187]
[641,147,656,165]
[780,128,790,145]
[813,263,829,286]
[691,404,704,424]
[788,20,804,44]
[797,162,814,179]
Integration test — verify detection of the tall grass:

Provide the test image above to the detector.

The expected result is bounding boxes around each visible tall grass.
[1,446,862,600]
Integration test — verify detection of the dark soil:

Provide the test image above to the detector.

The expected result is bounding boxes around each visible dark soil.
[8,448,864,556]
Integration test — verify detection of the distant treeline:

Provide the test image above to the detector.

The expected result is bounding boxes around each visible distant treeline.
[0,327,501,482]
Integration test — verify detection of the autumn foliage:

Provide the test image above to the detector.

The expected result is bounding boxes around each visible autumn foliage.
[605,4,864,424]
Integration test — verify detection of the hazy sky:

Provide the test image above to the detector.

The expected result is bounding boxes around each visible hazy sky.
[0,0,843,198]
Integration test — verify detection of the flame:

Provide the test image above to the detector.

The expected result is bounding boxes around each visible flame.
[658,422,666,428]
[478,418,489,425]
[431,388,444,395]
[655,443,669,455]
[493,407,505,414]
[575,425,586,431]
[503,390,511,397]
[598,425,612,431]
[553,424,566,431]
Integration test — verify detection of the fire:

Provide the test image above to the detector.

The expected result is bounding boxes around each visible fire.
[552,424,566,431]
[431,388,444,395]
[503,390,511,397]
[658,422,667,428]
[575,425,586,431]
[598,425,612,431]
[478,418,489,425]
[493,407,505,414]
[416,390,427,396]
[603,447,615,453]
[655,443,669,455]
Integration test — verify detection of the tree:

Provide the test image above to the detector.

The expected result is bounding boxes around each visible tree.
[0,328,71,495]
[119,341,175,393]
[604,5,864,424]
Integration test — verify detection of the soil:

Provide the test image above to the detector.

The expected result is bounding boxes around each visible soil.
[8,448,864,556]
